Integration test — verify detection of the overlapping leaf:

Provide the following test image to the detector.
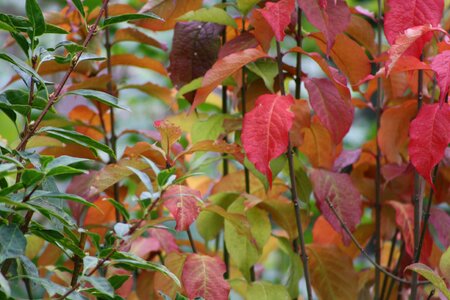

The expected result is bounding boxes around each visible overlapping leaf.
[162,185,202,231]
[257,0,295,42]
[431,51,450,104]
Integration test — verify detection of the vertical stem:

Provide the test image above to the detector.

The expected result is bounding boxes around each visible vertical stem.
[276,41,312,300]
[374,0,383,298]
[380,229,399,300]
[187,228,197,253]
[104,4,121,222]
[295,8,302,100]
[384,243,405,300]
[71,232,87,287]
[411,57,424,299]
[221,0,230,279]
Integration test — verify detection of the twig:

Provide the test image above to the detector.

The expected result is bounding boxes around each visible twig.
[70,232,87,287]
[374,0,384,297]
[324,196,426,285]
[411,57,424,299]
[187,228,197,253]
[16,0,111,151]
[384,243,405,300]
[275,40,313,300]
[380,229,399,300]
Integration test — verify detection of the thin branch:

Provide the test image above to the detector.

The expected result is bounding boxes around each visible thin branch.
[276,40,313,300]
[411,58,424,299]
[384,243,405,300]
[16,0,111,151]
[380,229,399,300]
[70,232,87,287]
[324,196,426,285]
[374,0,384,297]
[187,228,197,253]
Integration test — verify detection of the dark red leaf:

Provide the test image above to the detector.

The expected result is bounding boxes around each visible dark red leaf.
[218,32,258,59]
[429,207,450,249]
[304,77,354,144]
[408,103,450,187]
[299,0,351,52]
[242,94,295,185]
[310,169,362,245]
[257,0,296,42]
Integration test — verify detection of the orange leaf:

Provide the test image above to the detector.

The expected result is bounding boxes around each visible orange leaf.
[98,54,167,76]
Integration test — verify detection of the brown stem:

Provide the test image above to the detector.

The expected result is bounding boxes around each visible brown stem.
[187,228,197,253]
[16,0,111,151]
[276,41,313,300]
[380,229,399,300]
[324,196,426,285]
[374,0,384,298]
[383,243,405,300]
[70,232,87,287]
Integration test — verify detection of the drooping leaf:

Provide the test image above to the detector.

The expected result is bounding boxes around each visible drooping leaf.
[181,254,230,300]
[169,21,223,102]
[178,7,237,28]
[386,25,446,75]
[388,201,414,257]
[154,253,187,299]
[405,263,450,299]
[247,281,290,300]
[310,169,362,245]
[64,89,129,110]
[431,51,450,104]
[384,0,444,55]
[257,0,295,42]
[408,103,450,187]
[299,0,351,52]
[379,100,417,164]
[82,276,114,297]
[103,12,162,27]
[304,77,353,144]
[162,185,202,231]
[242,94,294,185]
[192,48,268,111]
[307,244,358,300]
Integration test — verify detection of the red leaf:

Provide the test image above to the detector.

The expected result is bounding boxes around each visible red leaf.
[163,185,202,231]
[182,254,230,300]
[242,94,295,185]
[429,207,450,249]
[384,0,444,55]
[431,51,450,105]
[218,32,259,59]
[169,22,223,96]
[388,201,414,257]
[304,77,354,144]
[257,0,296,42]
[191,48,268,111]
[386,25,446,75]
[299,0,351,52]
[148,228,179,253]
[408,103,450,187]
[310,169,362,245]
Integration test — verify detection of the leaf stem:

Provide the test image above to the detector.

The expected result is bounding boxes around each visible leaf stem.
[374,0,383,298]
[70,232,87,287]
[384,243,405,300]
[324,197,426,285]
[187,228,197,253]
[380,229,399,300]
[275,40,312,300]
[16,0,111,151]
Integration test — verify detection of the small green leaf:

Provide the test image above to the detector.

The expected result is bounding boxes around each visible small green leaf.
[106,198,130,221]
[82,276,114,297]
[103,13,163,27]
[0,52,46,85]
[246,59,278,92]
[0,224,26,263]
[127,166,153,193]
[64,89,129,110]
[108,274,130,289]
[44,23,69,34]
[237,0,261,15]
[38,127,115,158]
[178,7,237,28]
[26,0,46,37]
[406,263,450,299]
[158,167,176,187]
[191,114,225,143]
[439,247,450,283]
[247,281,290,300]
[0,20,16,32]
[71,0,86,19]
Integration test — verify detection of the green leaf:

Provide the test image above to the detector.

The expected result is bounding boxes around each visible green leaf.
[103,13,163,27]
[0,89,48,116]
[0,52,46,85]
[247,281,290,300]
[30,191,96,208]
[178,7,237,28]
[22,169,45,187]
[278,237,302,298]
[0,225,26,263]
[158,167,176,187]
[0,273,10,298]
[108,274,130,289]
[64,89,128,110]
[11,32,30,56]
[82,276,114,297]
[78,53,106,63]
[71,0,86,19]
[38,127,115,158]
[176,77,202,100]
[440,246,450,283]
[106,198,130,222]
[45,156,89,177]
[0,20,16,32]
[191,114,225,143]
[237,0,261,15]
[127,166,153,193]
[246,59,278,92]
[26,0,46,37]
[44,23,69,34]
[406,263,450,299]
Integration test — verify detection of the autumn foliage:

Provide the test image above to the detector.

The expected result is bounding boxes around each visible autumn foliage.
[0,0,449,299]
